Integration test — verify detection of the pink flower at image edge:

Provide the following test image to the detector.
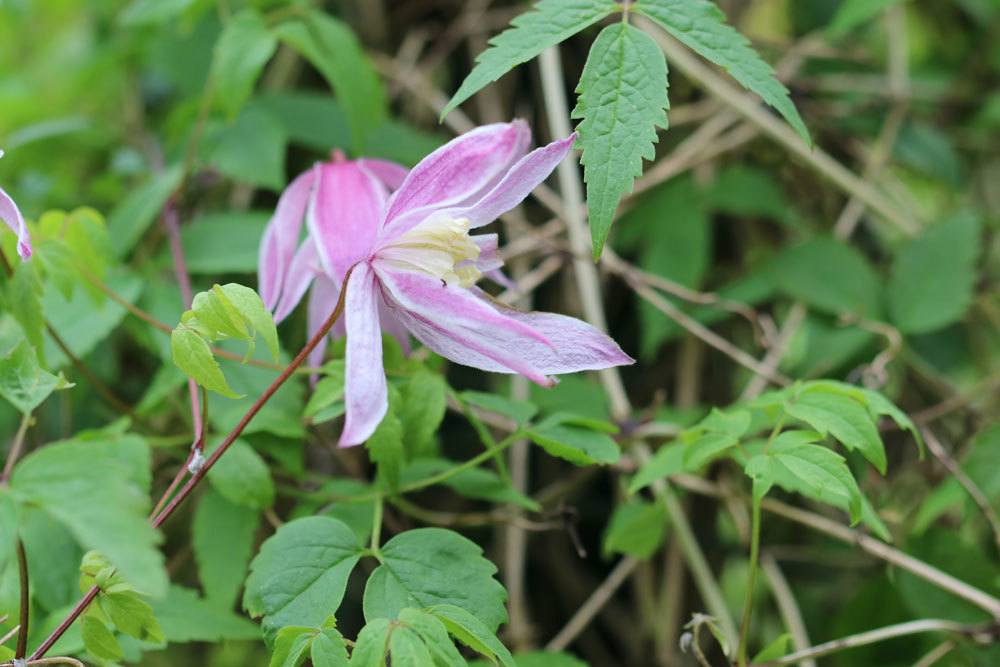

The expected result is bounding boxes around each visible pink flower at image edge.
[0,150,32,260]
[258,121,633,447]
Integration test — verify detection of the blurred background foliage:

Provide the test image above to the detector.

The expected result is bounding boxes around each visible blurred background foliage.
[1,0,999,665]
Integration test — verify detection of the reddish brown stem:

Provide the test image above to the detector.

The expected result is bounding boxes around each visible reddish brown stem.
[16,540,28,660]
[29,266,354,661]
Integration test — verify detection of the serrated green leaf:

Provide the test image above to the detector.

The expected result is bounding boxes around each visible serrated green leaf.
[276,10,387,152]
[244,516,363,636]
[682,408,751,470]
[193,488,258,609]
[100,591,164,643]
[0,340,70,413]
[398,608,467,667]
[150,585,261,643]
[746,433,863,523]
[363,528,508,631]
[207,107,288,191]
[785,384,887,474]
[350,618,391,667]
[389,625,435,667]
[11,439,167,596]
[270,626,314,667]
[768,238,882,318]
[629,442,684,494]
[206,438,275,509]
[470,652,586,667]
[573,22,669,257]
[460,391,538,425]
[4,259,45,359]
[637,0,809,143]
[399,370,448,455]
[887,213,980,334]
[443,0,615,118]
[429,604,516,667]
[603,498,667,558]
[213,10,278,118]
[529,419,620,466]
[401,459,540,512]
[311,627,350,667]
[217,283,280,361]
[171,324,240,398]
[81,615,122,661]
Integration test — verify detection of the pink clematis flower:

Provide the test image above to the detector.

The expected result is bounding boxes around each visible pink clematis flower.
[259,121,633,446]
[0,150,32,260]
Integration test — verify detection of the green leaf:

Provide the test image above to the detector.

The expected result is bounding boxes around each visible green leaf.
[629,442,684,494]
[270,626,314,667]
[363,528,508,631]
[470,652,586,667]
[399,371,448,455]
[213,10,278,118]
[398,608,467,667]
[460,391,538,425]
[401,459,540,512]
[244,516,363,636]
[107,166,183,258]
[752,633,792,662]
[81,615,122,661]
[442,0,615,118]
[193,488,258,609]
[3,259,45,358]
[208,107,288,190]
[745,432,863,523]
[216,283,280,361]
[367,394,405,492]
[0,341,70,413]
[603,498,667,558]
[572,22,669,257]
[529,418,620,466]
[10,439,167,596]
[785,384,887,474]
[637,0,809,143]
[682,409,751,470]
[150,585,262,643]
[767,238,881,318]
[311,627,351,667]
[206,438,275,509]
[0,492,19,570]
[100,591,164,643]
[887,213,980,334]
[171,324,240,398]
[275,10,387,153]
[429,604,516,667]
[828,0,904,36]
[389,625,435,666]
[181,211,271,274]
[120,0,197,25]
[350,618,391,667]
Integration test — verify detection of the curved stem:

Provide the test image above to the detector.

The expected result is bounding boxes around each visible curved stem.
[737,496,763,666]
[15,540,28,660]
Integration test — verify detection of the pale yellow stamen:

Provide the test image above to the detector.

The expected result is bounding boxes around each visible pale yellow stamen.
[378,217,482,287]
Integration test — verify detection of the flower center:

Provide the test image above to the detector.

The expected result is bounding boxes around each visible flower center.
[378,216,482,287]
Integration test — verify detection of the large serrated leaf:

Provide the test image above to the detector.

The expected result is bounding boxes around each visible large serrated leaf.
[887,213,980,334]
[637,0,809,144]
[244,517,363,637]
[363,528,508,631]
[573,22,669,257]
[442,0,616,118]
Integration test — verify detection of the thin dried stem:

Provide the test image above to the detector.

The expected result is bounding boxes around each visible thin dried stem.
[545,557,641,652]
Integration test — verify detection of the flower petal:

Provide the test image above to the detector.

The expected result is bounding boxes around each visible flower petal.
[308,162,388,281]
[339,263,388,447]
[0,186,31,260]
[258,169,315,309]
[451,133,576,229]
[380,121,530,241]
[473,233,503,273]
[376,267,552,350]
[273,239,322,324]
[306,275,345,373]
[358,158,409,190]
